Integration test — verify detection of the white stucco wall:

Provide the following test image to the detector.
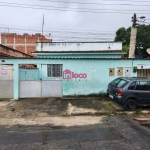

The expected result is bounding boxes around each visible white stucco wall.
[36,42,122,51]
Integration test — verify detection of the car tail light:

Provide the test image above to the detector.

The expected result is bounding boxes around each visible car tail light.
[117,89,123,96]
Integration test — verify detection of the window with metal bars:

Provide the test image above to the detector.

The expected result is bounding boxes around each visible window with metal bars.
[47,64,62,77]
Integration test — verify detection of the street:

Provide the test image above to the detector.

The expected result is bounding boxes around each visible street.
[0,115,150,150]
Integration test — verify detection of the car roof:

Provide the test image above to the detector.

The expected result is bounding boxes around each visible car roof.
[119,77,150,81]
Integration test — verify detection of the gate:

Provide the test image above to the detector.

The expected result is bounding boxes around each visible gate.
[0,65,13,98]
[137,65,150,78]
[19,67,62,98]
[137,69,150,78]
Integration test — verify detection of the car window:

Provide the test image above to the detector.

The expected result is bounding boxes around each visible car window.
[135,81,150,91]
[110,78,128,88]
[128,81,136,90]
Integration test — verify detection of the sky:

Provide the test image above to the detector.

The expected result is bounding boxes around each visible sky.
[0,0,150,42]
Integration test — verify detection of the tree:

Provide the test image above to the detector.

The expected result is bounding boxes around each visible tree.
[114,25,150,58]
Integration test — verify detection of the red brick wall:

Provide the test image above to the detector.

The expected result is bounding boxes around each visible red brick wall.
[15,35,25,43]
[27,46,35,55]
[6,34,14,44]
[16,46,25,53]
[1,33,52,56]
[0,45,32,58]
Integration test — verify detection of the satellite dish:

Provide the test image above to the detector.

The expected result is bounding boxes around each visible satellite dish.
[147,48,150,55]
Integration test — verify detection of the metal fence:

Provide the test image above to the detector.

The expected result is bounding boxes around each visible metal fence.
[137,69,150,78]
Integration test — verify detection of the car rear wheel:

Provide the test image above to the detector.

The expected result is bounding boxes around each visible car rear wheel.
[123,99,137,111]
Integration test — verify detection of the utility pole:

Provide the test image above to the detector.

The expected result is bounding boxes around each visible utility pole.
[129,13,137,58]
[132,13,137,27]
[129,14,145,58]
[41,14,44,51]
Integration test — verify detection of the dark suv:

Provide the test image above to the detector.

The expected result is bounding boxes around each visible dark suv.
[107,77,150,111]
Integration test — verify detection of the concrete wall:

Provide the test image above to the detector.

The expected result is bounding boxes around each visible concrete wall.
[61,59,134,96]
[36,42,122,51]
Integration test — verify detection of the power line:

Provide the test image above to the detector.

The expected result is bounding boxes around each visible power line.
[39,0,150,6]
[0,33,115,38]
[0,4,149,14]
[0,23,116,34]
[101,0,150,2]
[0,31,116,40]
[143,22,150,24]
[0,35,115,42]
[0,23,116,33]
[0,2,150,15]
[0,27,115,35]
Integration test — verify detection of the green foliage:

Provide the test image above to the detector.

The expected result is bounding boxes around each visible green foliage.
[122,45,129,58]
[136,25,150,58]
[133,66,137,73]
[61,113,70,117]
[123,45,129,51]
[114,25,150,58]
[114,27,127,44]
[134,108,142,114]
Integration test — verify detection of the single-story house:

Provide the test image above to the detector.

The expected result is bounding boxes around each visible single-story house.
[0,42,150,100]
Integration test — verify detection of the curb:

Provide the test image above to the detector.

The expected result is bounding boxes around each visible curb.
[70,111,122,116]
[70,110,150,116]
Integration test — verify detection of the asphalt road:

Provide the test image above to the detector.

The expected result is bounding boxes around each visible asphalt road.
[0,115,150,150]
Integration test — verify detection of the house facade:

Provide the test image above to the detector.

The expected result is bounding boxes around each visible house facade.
[0,42,150,100]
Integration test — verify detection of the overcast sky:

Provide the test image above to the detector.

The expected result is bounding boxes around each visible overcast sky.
[0,0,150,42]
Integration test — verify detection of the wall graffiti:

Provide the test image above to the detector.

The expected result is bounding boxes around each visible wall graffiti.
[1,68,7,76]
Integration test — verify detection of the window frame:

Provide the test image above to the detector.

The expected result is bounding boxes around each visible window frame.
[47,64,63,78]
[128,81,136,90]
[110,78,128,88]
[135,81,150,91]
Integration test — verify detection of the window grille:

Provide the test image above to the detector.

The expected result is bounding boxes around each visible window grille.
[47,64,62,77]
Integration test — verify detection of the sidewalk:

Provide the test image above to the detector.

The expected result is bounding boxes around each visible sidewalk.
[0,97,150,126]
[0,97,123,117]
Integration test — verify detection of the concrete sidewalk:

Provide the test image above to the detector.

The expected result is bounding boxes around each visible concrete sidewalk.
[0,97,123,117]
[0,97,150,126]
[0,97,149,117]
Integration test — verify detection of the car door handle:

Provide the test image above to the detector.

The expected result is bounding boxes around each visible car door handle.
[134,93,139,95]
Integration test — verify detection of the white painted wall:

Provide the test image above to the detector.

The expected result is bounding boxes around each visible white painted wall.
[36,42,122,51]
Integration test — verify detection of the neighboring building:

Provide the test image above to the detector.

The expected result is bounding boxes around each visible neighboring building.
[0,44,36,74]
[0,44,32,58]
[35,42,126,58]
[0,33,52,56]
